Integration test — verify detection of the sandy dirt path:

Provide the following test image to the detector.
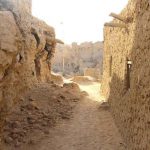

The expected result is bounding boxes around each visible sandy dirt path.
[34,82,126,150]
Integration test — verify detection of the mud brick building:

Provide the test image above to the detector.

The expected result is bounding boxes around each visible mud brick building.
[101,0,150,149]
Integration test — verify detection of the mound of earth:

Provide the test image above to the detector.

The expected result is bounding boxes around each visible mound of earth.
[0,82,84,150]
[51,72,64,85]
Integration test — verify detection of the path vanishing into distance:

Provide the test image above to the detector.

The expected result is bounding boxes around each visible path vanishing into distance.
[35,82,126,150]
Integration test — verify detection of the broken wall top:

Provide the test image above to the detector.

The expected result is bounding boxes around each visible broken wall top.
[105,0,138,26]
[0,0,32,14]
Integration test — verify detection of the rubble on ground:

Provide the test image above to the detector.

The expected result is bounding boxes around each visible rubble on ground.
[0,82,84,149]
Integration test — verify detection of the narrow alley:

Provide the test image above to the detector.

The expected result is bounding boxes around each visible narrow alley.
[33,82,126,150]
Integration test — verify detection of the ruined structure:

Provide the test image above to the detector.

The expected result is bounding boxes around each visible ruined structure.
[52,42,103,78]
[0,0,58,124]
[101,0,150,149]
[84,68,101,80]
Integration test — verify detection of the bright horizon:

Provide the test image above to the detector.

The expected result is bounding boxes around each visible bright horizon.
[32,0,128,44]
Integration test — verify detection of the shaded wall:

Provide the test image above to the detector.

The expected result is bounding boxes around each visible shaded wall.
[101,0,150,149]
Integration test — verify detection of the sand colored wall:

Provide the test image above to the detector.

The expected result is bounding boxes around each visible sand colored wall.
[84,68,101,79]
[101,0,150,149]
[0,0,56,128]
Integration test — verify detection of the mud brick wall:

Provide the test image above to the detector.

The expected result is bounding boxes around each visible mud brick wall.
[0,0,56,124]
[101,0,150,149]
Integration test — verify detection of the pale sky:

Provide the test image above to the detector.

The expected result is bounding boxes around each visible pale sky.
[32,0,128,44]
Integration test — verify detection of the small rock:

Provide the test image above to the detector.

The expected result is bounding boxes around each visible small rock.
[27,117,35,124]
[4,136,13,144]
[15,140,21,147]
[11,133,18,139]
[30,101,39,110]
[19,97,25,102]
[61,115,70,120]
[57,99,62,103]
[29,98,34,101]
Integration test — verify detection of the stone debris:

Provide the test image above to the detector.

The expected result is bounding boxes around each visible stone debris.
[0,82,84,149]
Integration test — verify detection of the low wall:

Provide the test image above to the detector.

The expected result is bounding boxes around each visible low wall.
[84,68,101,79]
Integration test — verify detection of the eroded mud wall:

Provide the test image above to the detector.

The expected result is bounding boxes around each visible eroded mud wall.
[0,0,56,123]
[101,0,150,149]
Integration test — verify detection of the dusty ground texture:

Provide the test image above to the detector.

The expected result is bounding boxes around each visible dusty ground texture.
[0,81,126,150]
[0,82,83,150]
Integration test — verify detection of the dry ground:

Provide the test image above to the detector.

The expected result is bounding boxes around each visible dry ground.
[35,82,126,150]
[0,82,83,150]
[0,81,126,150]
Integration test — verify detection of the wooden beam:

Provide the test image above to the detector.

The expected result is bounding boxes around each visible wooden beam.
[104,22,127,28]
[109,13,126,23]
[56,39,64,44]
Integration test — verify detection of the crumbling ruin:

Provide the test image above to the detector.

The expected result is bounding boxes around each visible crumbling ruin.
[0,0,60,128]
[1,0,150,149]
[52,42,103,78]
[101,0,150,149]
